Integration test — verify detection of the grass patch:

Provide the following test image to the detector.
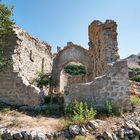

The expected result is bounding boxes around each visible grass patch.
[10,116,21,127]
[130,95,140,106]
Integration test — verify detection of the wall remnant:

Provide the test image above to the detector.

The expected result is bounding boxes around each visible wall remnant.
[52,44,93,92]
[0,26,52,106]
[64,60,131,111]
[0,19,131,109]
[88,20,120,78]
[13,26,52,82]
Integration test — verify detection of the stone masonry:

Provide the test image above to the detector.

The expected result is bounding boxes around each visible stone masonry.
[88,20,120,78]
[0,26,52,106]
[0,19,131,109]
[52,44,93,92]
[64,60,131,111]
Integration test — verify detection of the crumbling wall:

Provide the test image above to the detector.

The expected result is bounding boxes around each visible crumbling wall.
[52,44,93,92]
[67,74,89,85]
[0,26,52,106]
[64,60,131,110]
[13,26,52,82]
[0,67,44,106]
[88,20,120,78]
[60,71,88,92]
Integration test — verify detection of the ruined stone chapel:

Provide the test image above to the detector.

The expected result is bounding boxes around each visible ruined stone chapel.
[0,20,131,110]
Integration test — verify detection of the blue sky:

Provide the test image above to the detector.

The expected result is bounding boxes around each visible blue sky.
[2,0,140,58]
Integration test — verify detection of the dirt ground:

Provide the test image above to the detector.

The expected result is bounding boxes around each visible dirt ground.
[0,102,139,136]
[0,109,61,133]
[0,107,125,134]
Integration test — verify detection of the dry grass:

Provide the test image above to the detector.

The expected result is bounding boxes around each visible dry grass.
[0,109,61,132]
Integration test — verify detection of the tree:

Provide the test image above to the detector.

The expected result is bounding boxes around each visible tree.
[0,1,15,70]
[0,0,14,46]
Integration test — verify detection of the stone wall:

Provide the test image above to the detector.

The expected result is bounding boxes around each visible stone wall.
[52,44,93,92]
[0,67,44,106]
[0,26,52,106]
[13,26,52,82]
[60,70,89,92]
[67,75,88,85]
[64,60,131,110]
[88,20,120,78]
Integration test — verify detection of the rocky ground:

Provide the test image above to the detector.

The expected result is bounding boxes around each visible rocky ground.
[0,81,140,140]
[129,81,140,97]
[0,101,140,139]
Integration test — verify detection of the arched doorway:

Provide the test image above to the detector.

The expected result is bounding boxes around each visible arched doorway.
[52,44,93,93]
[60,61,87,92]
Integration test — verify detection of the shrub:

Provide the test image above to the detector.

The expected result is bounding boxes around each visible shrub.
[64,64,86,76]
[130,76,140,82]
[0,1,15,71]
[65,100,96,124]
[105,100,113,115]
[33,72,53,88]
[130,95,140,106]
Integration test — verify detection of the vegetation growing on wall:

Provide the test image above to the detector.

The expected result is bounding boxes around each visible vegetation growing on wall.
[33,72,53,88]
[64,64,86,76]
[0,1,15,70]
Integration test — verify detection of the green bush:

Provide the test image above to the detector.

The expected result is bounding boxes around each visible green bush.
[130,95,140,106]
[96,100,122,116]
[64,64,86,76]
[130,76,140,82]
[105,100,113,115]
[33,72,53,88]
[0,55,13,71]
[65,100,96,124]
[0,1,15,71]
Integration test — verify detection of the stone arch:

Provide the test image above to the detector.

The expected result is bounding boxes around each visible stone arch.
[52,44,94,92]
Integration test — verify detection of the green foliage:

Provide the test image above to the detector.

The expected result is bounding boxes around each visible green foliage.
[0,1,14,42]
[44,94,64,116]
[64,64,86,76]
[130,95,140,106]
[0,1,15,70]
[130,76,140,82]
[0,51,13,70]
[65,100,96,124]
[33,72,53,88]
[104,100,113,115]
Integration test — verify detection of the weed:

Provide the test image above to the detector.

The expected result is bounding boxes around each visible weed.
[0,117,3,121]
[1,107,11,113]
[105,100,113,115]
[130,95,140,106]
[10,116,21,127]
[65,100,96,124]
